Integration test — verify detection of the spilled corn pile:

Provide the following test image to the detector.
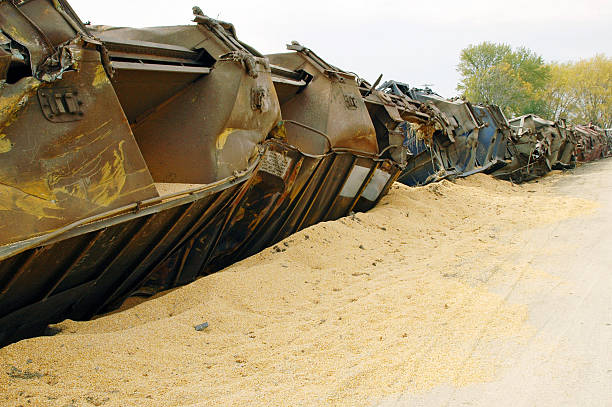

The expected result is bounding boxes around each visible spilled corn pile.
[0,173,596,406]
[1,1,610,347]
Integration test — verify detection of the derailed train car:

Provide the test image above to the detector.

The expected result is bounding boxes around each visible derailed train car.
[573,124,607,162]
[0,0,282,345]
[0,2,406,345]
[492,114,576,182]
[1,1,604,348]
[390,95,579,184]
[375,82,452,186]
[378,82,512,186]
[408,88,488,179]
[141,42,413,292]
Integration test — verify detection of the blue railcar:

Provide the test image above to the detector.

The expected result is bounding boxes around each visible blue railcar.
[380,81,511,185]
[471,104,511,174]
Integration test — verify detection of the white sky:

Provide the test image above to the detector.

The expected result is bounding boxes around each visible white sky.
[69,0,611,98]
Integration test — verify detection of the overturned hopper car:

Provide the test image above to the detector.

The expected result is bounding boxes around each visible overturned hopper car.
[407,88,486,179]
[0,2,405,346]
[574,124,607,162]
[378,82,512,185]
[492,114,576,182]
[0,0,281,345]
[141,42,407,291]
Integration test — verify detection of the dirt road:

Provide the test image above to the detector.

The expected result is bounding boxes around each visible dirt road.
[381,159,612,406]
[0,159,610,406]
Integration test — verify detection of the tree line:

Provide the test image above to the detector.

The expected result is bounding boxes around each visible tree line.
[456,42,611,129]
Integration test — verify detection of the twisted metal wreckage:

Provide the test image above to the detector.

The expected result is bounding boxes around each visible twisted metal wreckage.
[0,0,610,346]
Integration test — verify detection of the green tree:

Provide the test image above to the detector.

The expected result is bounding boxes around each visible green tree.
[457,42,512,77]
[571,54,611,128]
[539,61,576,120]
[541,54,611,128]
[457,42,550,117]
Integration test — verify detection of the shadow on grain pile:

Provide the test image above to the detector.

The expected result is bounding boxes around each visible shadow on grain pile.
[0,173,597,407]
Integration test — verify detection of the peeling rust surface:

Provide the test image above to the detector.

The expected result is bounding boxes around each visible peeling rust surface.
[383,83,604,185]
[0,0,608,348]
[0,1,403,346]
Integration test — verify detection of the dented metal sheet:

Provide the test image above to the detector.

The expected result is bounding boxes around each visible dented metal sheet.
[139,43,403,296]
[141,140,400,293]
[492,114,576,182]
[90,19,281,184]
[406,88,486,178]
[574,124,607,162]
[0,4,403,346]
[0,2,159,247]
[471,104,511,173]
[0,1,280,345]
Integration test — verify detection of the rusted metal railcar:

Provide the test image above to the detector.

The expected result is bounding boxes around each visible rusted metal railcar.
[406,88,485,179]
[141,42,406,291]
[0,2,407,346]
[492,115,573,182]
[382,83,456,185]
[366,81,450,186]
[377,82,511,185]
[357,77,439,170]
[574,124,607,162]
[0,1,280,345]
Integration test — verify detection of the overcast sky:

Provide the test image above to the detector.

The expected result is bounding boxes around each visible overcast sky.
[69,0,611,98]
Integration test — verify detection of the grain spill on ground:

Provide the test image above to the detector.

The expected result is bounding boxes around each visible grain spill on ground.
[0,173,597,406]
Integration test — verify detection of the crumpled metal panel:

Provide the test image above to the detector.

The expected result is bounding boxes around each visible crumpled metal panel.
[574,124,607,162]
[91,20,282,185]
[0,1,159,248]
[376,82,510,186]
[492,114,575,182]
[0,1,278,345]
[359,80,435,168]
[471,104,511,173]
[0,6,403,346]
[407,88,484,177]
[139,44,403,297]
